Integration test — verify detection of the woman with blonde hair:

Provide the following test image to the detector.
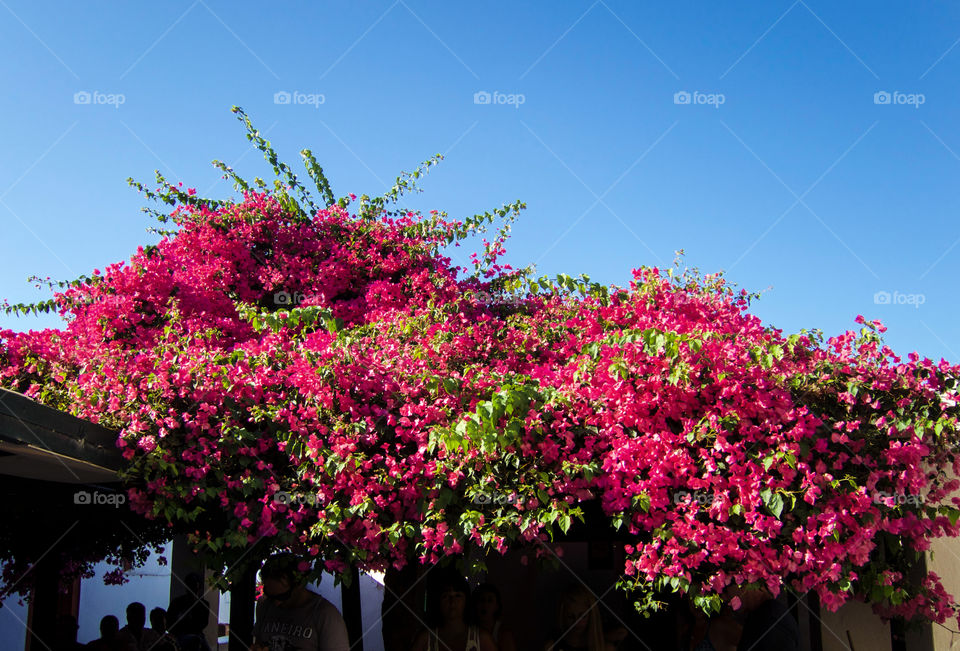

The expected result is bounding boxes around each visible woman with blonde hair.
[544,584,612,651]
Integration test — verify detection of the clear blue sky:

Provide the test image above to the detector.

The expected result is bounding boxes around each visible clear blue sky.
[2,1,959,361]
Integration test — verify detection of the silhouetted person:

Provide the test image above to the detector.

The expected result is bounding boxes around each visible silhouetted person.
[168,572,212,651]
[411,568,496,651]
[728,586,798,651]
[85,615,124,651]
[544,584,613,651]
[117,602,162,651]
[472,583,517,651]
[53,614,85,651]
[675,598,741,651]
[150,607,181,651]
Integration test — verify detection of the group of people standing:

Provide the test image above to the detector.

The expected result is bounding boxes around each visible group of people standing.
[52,572,211,651]
[411,572,516,651]
[53,553,798,651]
[675,584,799,651]
[409,569,799,651]
[409,569,630,651]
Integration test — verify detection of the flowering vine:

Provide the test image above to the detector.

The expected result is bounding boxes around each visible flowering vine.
[2,107,959,627]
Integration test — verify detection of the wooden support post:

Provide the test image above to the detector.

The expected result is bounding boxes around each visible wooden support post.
[168,535,219,650]
[807,592,823,651]
[26,553,59,651]
[341,565,364,651]
[228,563,257,651]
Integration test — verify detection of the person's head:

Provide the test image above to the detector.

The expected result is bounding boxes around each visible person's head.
[260,553,309,605]
[99,615,120,639]
[150,607,167,632]
[556,585,605,651]
[126,602,146,629]
[472,583,502,625]
[427,568,471,627]
[724,583,772,615]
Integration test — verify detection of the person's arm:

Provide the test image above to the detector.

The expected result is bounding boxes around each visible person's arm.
[478,629,498,651]
[411,629,429,651]
[315,601,351,651]
[251,598,266,647]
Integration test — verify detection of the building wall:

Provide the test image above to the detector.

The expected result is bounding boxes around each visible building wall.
[819,600,890,651]
[925,536,960,650]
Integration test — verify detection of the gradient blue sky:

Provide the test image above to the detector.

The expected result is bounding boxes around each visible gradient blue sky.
[2,1,959,361]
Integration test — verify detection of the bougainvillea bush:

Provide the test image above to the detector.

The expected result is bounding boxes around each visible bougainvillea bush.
[3,107,960,626]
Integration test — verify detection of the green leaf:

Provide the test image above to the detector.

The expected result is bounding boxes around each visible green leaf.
[637,492,651,512]
[941,506,960,527]
[761,490,784,519]
[438,487,455,508]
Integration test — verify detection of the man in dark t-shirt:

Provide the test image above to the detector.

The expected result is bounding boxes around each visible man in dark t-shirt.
[252,553,350,651]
